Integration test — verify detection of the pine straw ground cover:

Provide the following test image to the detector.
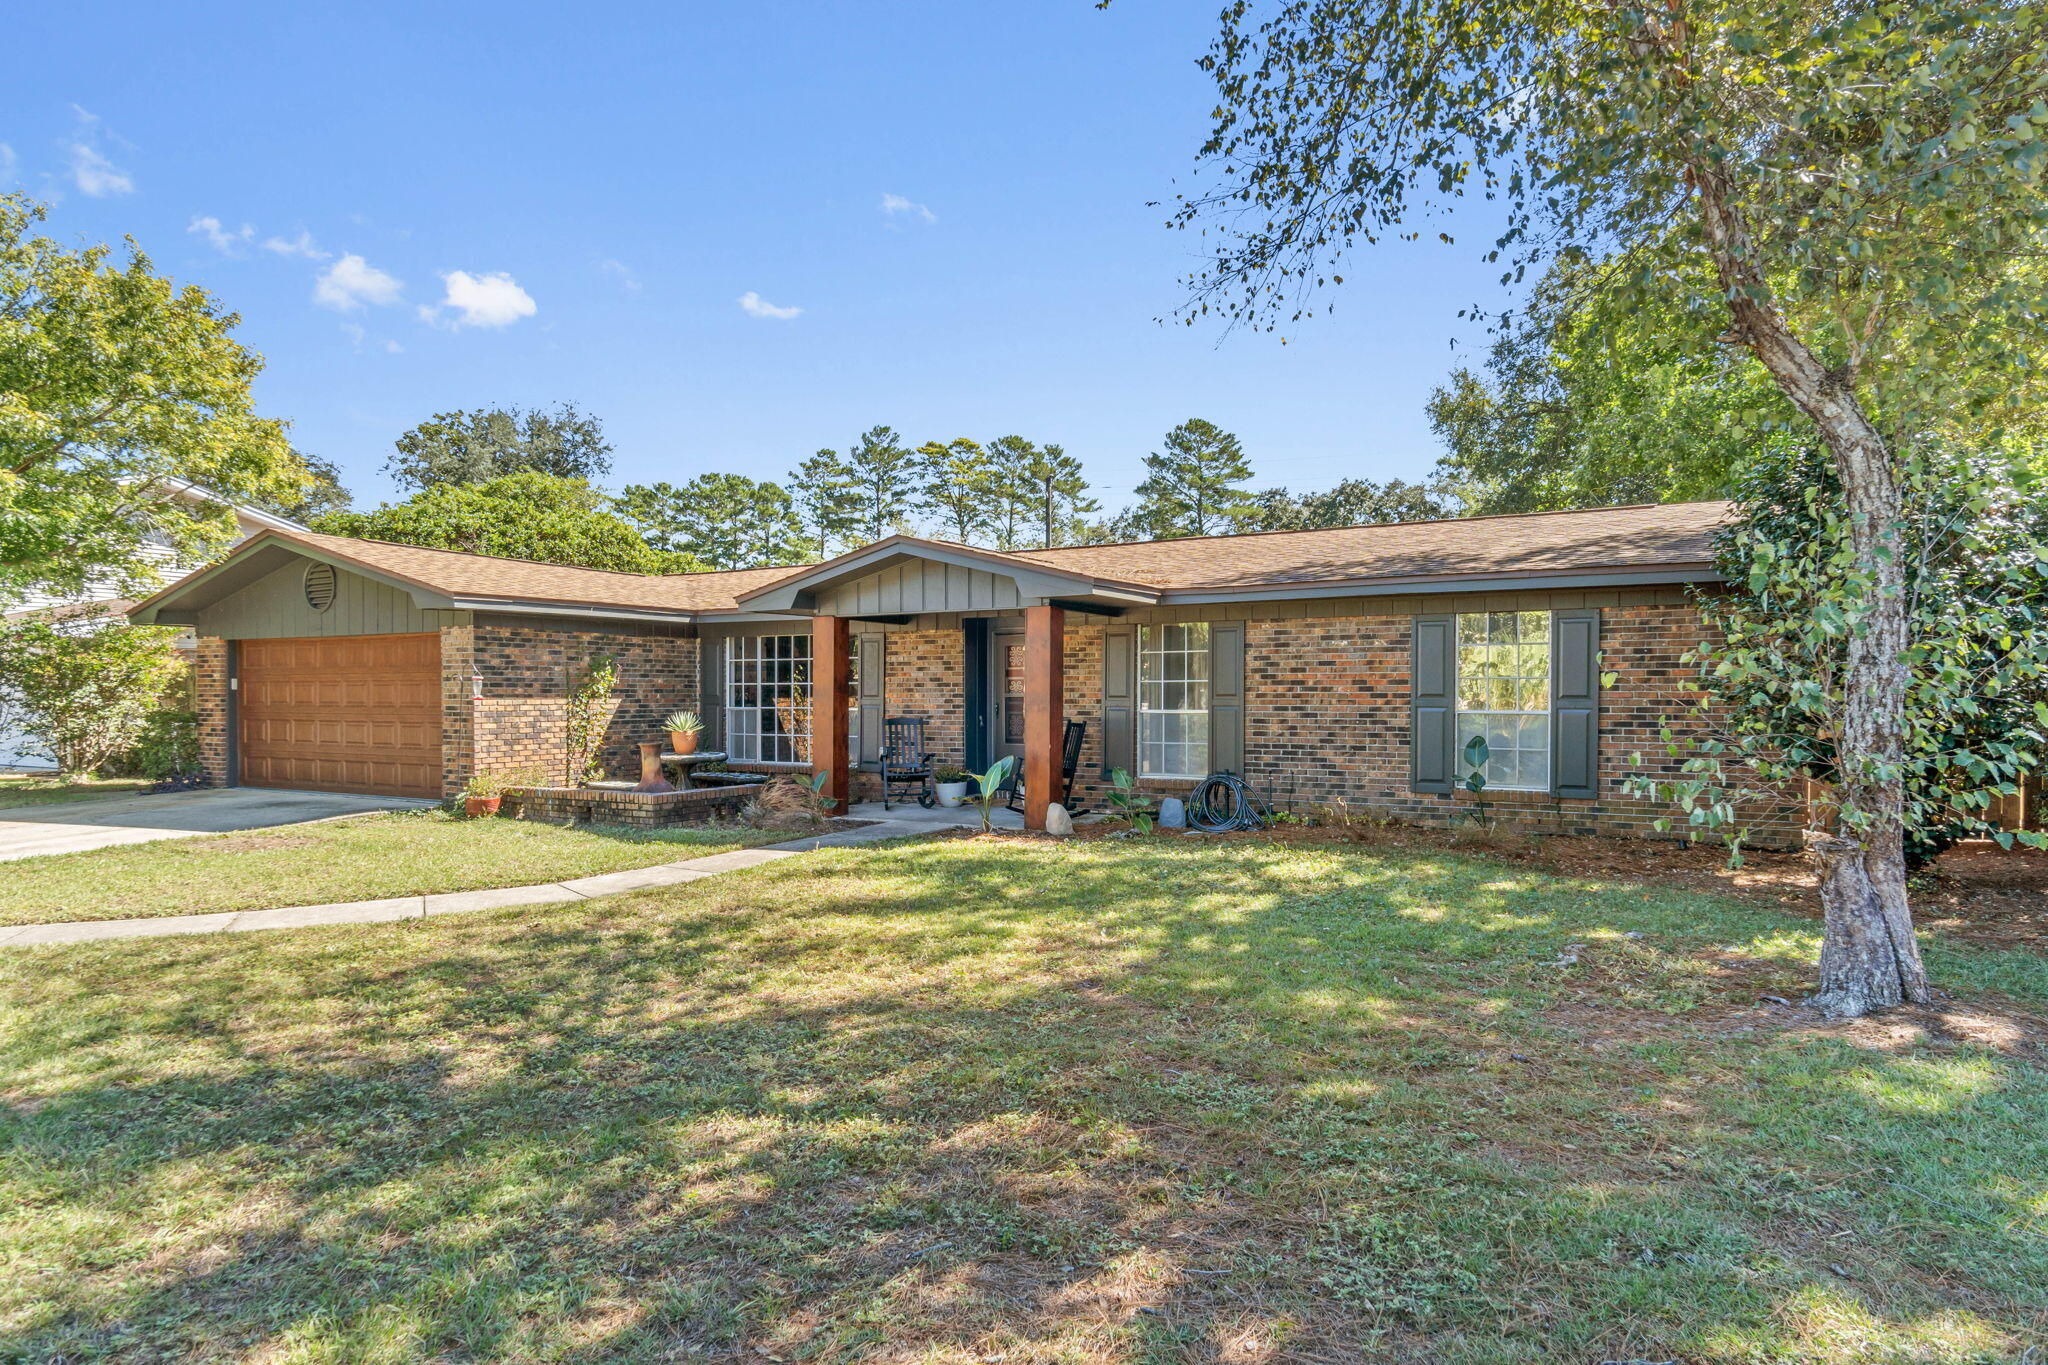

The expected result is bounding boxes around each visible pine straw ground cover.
[1,835,2044,1363]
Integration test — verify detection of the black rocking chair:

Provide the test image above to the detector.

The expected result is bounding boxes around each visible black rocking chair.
[1006,719,1088,814]
[879,715,938,809]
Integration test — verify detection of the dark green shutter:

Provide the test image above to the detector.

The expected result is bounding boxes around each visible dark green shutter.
[1551,609,1600,799]
[1411,614,1455,794]
[1102,623,1136,776]
[1209,621,1244,774]
[856,633,886,767]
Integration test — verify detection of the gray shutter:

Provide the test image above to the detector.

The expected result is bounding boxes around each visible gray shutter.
[1102,623,1136,776]
[1209,621,1244,775]
[1551,609,1600,799]
[1411,614,1455,794]
[856,633,886,767]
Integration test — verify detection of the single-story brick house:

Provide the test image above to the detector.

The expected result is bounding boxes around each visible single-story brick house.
[127,500,1745,836]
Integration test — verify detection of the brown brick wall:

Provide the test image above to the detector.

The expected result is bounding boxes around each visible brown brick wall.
[1240,604,1795,843]
[467,624,700,796]
[194,636,231,788]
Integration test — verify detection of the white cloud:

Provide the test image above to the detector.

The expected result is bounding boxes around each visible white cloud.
[880,192,935,223]
[0,144,16,182]
[738,290,802,320]
[313,253,404,311]
[65,107,133,197]
[188,215,253,254]
[382,338,404,354]
[263,228,329,260]
[425,269,538,329]
[596,257,640,292]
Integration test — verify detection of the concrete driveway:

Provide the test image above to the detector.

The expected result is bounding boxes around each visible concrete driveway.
[0,788,438,862]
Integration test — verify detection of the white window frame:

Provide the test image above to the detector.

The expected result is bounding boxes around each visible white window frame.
[724,634,812,764]
[1454,611,1551,792]
[1138,622,1211,779]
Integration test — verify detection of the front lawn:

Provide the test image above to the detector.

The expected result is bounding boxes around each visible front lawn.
[2,836,2043,1362]
[0,810,781,926]
[0,774,152,810]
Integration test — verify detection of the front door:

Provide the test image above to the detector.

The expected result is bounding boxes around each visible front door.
[986,623,1026,773]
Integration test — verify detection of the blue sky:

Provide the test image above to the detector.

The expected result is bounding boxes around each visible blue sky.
[8,2,1513,512]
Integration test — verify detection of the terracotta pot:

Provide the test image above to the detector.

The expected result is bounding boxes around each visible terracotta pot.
[464,796,502,818]
[669,731,700,755]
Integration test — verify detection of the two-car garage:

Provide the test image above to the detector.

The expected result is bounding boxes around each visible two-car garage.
[236,634,442,798]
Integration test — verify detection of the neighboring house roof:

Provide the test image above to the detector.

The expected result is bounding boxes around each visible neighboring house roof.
[130,500,1732,627]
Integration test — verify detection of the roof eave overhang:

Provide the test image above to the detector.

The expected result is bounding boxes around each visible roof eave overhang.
[127,531,463,624]
[1154,565,1720,605]
[733,536,1159,613]
[451,598,699,625]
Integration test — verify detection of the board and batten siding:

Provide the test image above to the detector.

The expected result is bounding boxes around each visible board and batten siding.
[809,562,1022,617]
[196,560,455,639]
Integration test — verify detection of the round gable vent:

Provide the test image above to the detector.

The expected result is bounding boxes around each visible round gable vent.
[303,563,337,612]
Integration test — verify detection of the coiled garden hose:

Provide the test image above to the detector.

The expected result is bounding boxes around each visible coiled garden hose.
[1186,771,1273,833]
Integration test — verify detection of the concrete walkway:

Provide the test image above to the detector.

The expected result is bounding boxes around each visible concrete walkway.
[0,787,437,862]
[0,817,935,948]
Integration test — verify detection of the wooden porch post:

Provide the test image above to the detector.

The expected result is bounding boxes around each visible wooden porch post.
[812,614,851,810]
[1023,603,1064,831]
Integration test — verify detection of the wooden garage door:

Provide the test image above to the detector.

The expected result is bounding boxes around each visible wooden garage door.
[238,634,442,798]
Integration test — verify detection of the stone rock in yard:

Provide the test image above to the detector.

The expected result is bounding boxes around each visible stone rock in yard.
[1044,803,1074,837]
[1159,797,1187,829]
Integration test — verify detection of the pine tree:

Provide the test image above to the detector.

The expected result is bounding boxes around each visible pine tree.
[916,438,996,544]
[615,473,812,568]
[1130,419,1256,538]
[789,449,862,559]
[845,425,923,542]
[1021,442,1099,548]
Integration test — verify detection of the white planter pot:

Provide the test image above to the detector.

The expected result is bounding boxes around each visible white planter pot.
[936,782,969,808]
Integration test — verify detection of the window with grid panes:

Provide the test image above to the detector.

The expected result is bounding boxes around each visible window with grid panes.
[1454,611,1550,790]
[1138,622,1210,778]
[725,634,812,763]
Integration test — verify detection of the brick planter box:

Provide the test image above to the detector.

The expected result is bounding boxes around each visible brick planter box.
[501,780,762,829]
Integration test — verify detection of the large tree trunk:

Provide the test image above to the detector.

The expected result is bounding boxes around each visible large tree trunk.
[1690,164,1930,1018]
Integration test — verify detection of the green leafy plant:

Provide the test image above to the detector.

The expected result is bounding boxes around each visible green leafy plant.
[564,655,618,784]
[0,615,186,775]
[662,709,703,735]
[933,764,970,784]
[113,708,200,782]
[1460,734,1492,827]
[800,769,841,814]
[965,755,1016,834]
[1105,767,1156,834]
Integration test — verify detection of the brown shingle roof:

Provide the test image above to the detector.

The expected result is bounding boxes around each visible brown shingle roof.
[264,529,803,613]
[1007,500,1729,591]
[178,502,1726,621]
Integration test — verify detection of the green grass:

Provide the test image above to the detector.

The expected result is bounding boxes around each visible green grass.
[0,810,782,926]
[2,835,2043,1362]
[0,774,151,810]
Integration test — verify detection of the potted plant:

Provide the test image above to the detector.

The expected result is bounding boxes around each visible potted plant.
[460,770,507,818]
[933,764,971,808]
[664,709,704,755]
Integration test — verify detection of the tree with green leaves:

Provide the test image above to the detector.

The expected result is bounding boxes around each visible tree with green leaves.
[0,194,303,610]
[263,450,353,523]
[981,436,1046,551]
[0,612,186,775]
[1247,477,1451,531]
[1172,0,2048,1016]
[1640,442,2048,868]
[789,449,861,560]
[314,470,702,573]
[845,425,922,542]
[386,403,613,491]
[1018,441,1099,549]
[1427,257,1799,513]
[615,473,811,569]
[916,438,996,544]
[1130,418,1257,539]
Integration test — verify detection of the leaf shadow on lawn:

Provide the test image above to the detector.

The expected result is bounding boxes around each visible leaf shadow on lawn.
[3,838,2044,1363]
